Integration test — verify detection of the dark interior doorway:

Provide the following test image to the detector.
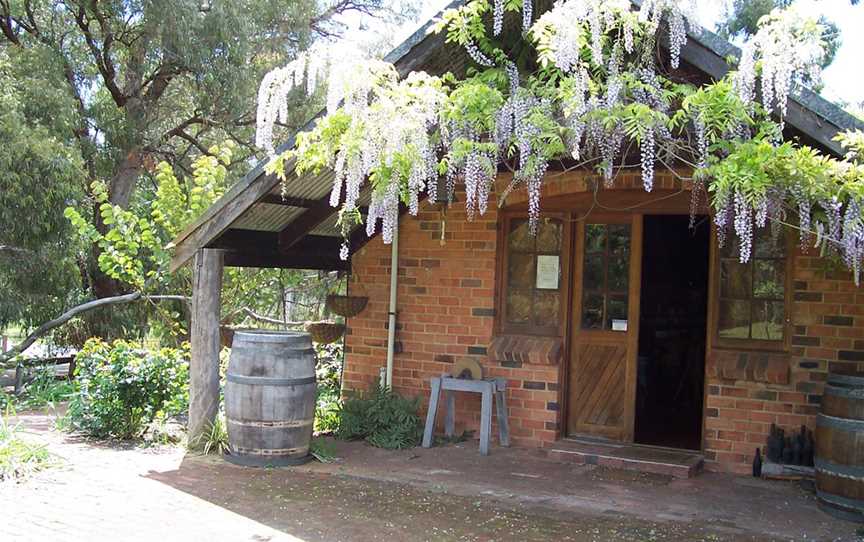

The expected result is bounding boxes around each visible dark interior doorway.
[635,215,710,450]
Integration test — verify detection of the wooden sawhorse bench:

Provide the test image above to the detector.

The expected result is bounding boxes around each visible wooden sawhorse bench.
[421,376,510,455]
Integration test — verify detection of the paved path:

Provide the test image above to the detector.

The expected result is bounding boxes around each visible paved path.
[1,411,860,542]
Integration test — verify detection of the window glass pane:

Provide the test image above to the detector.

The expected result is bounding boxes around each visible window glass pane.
[582,292,604,329]
[720,259,751,299]
[583,253,605,291]
[754,259,785,300]
[585,224,606,252]
[752,301,785,341]
[535,291,561,328]
[508,220,533,252]
[536,220,562,252]
[507,253,534,289]
[608,224,631,255]
[608,256,629,292]
[753,227,785,258]
[506,290,531,324]
[718,299,751,339]
[607,295,629,330]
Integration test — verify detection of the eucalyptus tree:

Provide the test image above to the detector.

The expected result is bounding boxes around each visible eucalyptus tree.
[0,0,417,347]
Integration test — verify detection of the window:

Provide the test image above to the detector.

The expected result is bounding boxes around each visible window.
[580,223,631,331]
[717,229,789,346]
[500,216,564,335]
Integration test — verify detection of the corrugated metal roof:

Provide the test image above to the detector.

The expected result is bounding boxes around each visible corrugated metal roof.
[230,204,305,232]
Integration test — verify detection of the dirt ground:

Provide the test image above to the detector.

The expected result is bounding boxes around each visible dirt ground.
[1,410,860,542]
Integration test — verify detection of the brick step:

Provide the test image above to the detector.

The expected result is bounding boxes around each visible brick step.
[544,438,704,479]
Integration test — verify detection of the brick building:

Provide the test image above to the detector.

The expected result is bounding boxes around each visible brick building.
[171,2,864,475]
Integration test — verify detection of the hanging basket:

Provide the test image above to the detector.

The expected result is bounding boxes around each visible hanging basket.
[325,294,369,318]
[305,322,346,344]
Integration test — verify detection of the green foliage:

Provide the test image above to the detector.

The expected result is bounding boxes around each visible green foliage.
[0,415,55,484]
[0,51,85,330]
[66,339,189,440]
[0,367,75,412]
[336,385,422,449]
[189,415,230,455]
[314,341,343,434]
[309,437,338,463]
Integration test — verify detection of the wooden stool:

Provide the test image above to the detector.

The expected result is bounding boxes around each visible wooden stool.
[421,376,510,455]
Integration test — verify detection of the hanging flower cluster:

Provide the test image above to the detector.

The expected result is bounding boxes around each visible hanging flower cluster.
[255,0,861,279]
[734,7,826,117]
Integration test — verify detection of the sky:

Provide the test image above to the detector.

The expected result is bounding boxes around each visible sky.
[378,0,863,108]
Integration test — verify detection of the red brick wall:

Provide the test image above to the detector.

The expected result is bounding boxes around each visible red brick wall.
[703,255,864,473]
[343,171,860,473]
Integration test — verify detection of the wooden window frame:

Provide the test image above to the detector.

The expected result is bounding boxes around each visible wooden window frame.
[578,221,633,332]
[494,211,572,337]
[709,227,793,352]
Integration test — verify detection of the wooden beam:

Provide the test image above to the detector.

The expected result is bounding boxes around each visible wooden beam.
[188,249,223,447]
[278,196,337,251]
[260,194,320,208]
[223,248,349,271]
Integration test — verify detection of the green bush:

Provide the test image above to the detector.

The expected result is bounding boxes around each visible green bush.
[336,384,422,449]
[314,340,343,434]
[66,339,189,440]
[1,365,75,413]
[0,415,54,483]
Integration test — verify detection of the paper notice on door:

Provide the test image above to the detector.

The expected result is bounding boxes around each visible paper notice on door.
[612,319,628,332]
[535,255,560,289]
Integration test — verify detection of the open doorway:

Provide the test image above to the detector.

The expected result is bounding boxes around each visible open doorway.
[635,215,709,450]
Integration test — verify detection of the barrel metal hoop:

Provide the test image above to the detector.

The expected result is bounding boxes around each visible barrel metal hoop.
[226,374,316,387]
[815,457,864,480]
[226,418,313,429]
[827,373,864,388]
[233,446,309,456]
[817,489,864,513]
[817,413,864,431]
[825,383,864,399]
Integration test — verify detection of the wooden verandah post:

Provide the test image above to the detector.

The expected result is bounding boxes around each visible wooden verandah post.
[188,248,224,446]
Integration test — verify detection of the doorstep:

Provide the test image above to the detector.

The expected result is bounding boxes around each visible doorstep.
[544,438,704,479]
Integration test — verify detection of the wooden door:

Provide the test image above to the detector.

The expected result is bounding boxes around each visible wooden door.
[566,215,642,441]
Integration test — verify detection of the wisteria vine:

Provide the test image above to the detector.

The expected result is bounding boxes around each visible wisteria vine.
[256,0,864,283]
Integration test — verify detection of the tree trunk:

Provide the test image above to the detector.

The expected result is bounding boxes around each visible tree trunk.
[188,249,224,447]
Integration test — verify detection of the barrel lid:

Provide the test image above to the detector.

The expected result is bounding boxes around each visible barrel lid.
[232,330,313,346]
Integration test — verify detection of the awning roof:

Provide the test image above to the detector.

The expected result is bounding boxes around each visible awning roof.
[169,0,864,272]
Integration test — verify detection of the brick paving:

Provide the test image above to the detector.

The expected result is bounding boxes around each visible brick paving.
[1,411,860,542]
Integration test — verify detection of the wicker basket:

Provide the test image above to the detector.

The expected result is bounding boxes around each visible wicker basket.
[306,322,346,344]
[326,294,369,318]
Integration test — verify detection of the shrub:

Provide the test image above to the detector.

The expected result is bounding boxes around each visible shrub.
[336,385,422,449]
[0,415,54,483]
[1,365,75,412]
[66,339,189,440]
[314,340,343,434]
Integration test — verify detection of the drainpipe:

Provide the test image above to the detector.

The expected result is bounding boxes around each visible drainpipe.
[384,222,399,389]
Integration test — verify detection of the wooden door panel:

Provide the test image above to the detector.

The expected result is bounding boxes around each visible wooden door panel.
[566,215,641,442]
[568,342,627,438]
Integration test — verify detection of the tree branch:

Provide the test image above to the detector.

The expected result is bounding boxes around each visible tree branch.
[0,293,189,366]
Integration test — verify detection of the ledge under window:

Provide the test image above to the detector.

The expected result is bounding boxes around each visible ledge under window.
[708,349,790,385]
[488,335,563,366]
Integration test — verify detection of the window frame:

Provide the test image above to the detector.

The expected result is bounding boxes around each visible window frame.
[710,226,793,352]
[495,211,572,337]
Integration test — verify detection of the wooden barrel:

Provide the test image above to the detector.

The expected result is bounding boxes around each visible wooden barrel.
[816,372,864,522]
[224,330,316,467]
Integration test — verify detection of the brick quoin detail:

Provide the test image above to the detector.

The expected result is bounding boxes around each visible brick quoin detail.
[343,172,857,473]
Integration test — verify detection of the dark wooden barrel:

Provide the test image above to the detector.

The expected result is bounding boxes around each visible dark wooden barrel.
[816,372,864,522]
[224,331,316,467]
